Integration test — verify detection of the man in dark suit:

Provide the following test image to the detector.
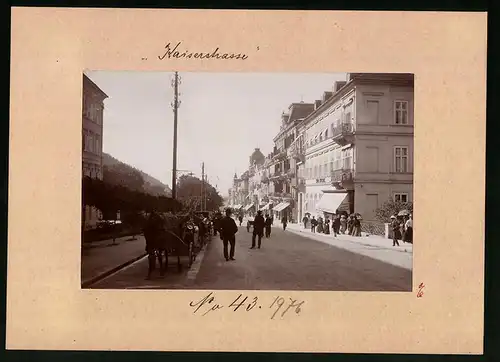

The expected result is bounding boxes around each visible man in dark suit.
[219,208,239,261]
[251,210,265,249]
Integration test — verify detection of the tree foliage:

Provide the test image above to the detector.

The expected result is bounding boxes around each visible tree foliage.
[82,176,182,221]
[103,164,145,192]
[177,174,224,212]
[374,198,413,223]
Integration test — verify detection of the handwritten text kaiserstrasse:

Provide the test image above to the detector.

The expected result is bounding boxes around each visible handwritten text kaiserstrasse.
[159,42,248,61]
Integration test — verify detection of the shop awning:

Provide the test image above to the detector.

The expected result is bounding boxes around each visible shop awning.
[316,192,348,214]
[272,202,284,211]
[273,202,290,212]
[260,203,271,211]
[244,204,255,211]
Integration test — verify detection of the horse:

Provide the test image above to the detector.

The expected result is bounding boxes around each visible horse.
[143,212,194,279]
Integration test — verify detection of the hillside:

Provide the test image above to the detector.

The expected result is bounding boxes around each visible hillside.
[102,153,172,197]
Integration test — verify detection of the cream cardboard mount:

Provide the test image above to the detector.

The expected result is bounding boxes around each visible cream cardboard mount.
[7,8,486,353]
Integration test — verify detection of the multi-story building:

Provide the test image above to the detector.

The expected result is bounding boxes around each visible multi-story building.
[268,102,314,222]
[230,148,265,213]
[82,74,108,229]
[290,113,310,223]
[302,73,414,221]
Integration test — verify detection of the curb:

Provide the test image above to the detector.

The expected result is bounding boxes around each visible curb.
[286,227,413,254]
[81,253,148,288]
[186,238,212,285]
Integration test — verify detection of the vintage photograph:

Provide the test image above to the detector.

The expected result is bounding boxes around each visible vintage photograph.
[81,72,414,291]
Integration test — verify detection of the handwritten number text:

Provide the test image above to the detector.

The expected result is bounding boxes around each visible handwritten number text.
[189,292,304,319]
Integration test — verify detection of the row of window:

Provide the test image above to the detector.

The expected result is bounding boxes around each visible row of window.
[305,100,409,149]
[304,192,409,205]
[306,111,351,149]
[83,130,102,155]
[83,94,104,125]
[300,145,410,179]
[301,158,354,180]
[83,162,102,179]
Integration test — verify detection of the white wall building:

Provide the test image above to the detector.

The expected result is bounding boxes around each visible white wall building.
[301,73,414,222]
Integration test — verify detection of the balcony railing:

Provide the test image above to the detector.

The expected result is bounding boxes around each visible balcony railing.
[330,168,354,186]
[288,143,305,161]
[331,123,354,146]
[272,149,287,160]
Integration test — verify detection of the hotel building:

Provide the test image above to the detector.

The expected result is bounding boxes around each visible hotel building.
[301,73,414,221]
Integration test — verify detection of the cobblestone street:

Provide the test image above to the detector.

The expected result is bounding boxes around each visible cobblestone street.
[89,224,412,291]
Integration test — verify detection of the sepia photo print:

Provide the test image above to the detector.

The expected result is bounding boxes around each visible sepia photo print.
[81,71,414,291]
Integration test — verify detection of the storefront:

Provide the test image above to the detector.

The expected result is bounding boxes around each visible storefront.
[273,201,291,221]
[316,191,350,218]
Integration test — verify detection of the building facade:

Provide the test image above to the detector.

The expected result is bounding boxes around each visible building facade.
[229,148,265,213]
[302,73,414,221]
[268,103,314,222]
[82,74,108,229]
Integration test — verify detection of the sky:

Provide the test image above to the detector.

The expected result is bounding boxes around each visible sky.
[85,71,347,196]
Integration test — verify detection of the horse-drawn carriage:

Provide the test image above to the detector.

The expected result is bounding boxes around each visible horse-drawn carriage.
[193,211,213,243]
[143,211,208,279]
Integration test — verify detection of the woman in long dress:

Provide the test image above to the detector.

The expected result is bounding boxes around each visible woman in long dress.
[324,218,330,234]
[404,214,413,243]
[340,215,347,234]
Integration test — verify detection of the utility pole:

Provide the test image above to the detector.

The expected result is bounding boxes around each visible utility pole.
[170,71,181,200]
[201,162,205,211]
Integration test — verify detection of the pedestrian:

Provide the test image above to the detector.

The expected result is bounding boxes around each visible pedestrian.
[213,211,222,236]
[397,219,405,243]
[265,214,272,238]
[270,214,274,226]
[246,219,252,233]
[348,215,355,235]
[324,218,330,235]
[404,214,413,244]
[316,217,323,233]
[238,214,243,226]
[340,214,347,234]
[220,208,239,261]
[390,215,400,246]
[281,214,288,231]
[251,210,265,249]
[353,215,362,236]
[310,216,318,233]
[302,215,309,229]
[332,214,341,237]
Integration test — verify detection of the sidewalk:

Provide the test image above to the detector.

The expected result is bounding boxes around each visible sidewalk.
[81,234,148,287]
[82,233,144,249]
[279,222,413,254]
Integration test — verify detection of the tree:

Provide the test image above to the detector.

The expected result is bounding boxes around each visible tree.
[82,176,182,222]
[374,198,413,223]
[103,164,145,192]
[177,174,224,211]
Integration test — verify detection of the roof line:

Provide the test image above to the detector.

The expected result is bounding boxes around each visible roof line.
[83,74,109,99]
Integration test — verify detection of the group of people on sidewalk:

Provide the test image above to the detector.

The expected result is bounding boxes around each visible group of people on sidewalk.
[390,213,413,246]
[302,213,362,237]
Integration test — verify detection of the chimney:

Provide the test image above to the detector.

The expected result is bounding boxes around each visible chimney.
[334,81,347,92]
[314,100,322,110]
[322,91,333,103]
